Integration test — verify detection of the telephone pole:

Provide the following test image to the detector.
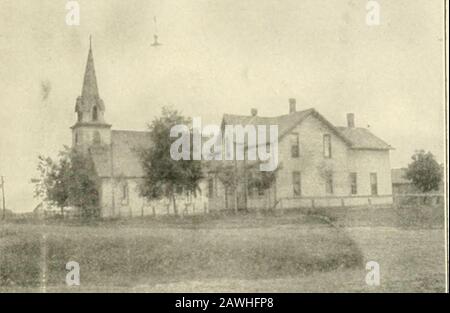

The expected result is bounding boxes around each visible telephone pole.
[1,176,6,220]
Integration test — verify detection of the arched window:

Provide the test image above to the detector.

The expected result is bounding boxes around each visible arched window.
[93,131,101,145]
[92,106,98,121]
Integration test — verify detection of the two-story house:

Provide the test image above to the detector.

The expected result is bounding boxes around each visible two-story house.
[207,99,394,211]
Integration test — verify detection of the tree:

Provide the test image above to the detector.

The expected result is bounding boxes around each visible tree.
[247,166,279,210]
[213,162,280,212]
[214,162,240,212]
[405,150,442,193]
[139,107,203,216]
[34,146,100,219]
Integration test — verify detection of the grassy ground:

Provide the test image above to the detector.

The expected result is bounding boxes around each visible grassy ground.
[0,213,363,292]
[0,207,446,292]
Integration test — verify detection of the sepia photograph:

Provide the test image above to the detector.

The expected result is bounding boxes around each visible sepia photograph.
[0,0,448,298]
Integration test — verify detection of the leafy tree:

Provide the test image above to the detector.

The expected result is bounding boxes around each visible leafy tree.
[214,162,240,212]
[34,146,100,219]
[405,150,442,193]
[247,169,277,192]
[247,166,279,210]
[139,107,203,216]
[213,162,279,212]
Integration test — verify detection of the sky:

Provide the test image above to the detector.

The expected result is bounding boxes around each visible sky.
[0,0,446,212]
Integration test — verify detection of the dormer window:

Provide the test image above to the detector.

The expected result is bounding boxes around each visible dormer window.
[93,106,98,121]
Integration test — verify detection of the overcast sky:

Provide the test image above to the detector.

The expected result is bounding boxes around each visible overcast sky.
[0,0,446,212]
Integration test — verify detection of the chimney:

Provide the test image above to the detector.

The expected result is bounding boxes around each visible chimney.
[347,113,355,128]
[289,98,296,113]
[251,108,258,116]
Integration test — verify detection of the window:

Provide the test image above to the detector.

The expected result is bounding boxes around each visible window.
[292,171,301,196]
[290,133,299,158]
[370,173,378,195]
[323,134,332,158]
[77,111,82,122]
[325,172,333,194]
[93,131,101,145]
[74,133,79,145]
[93,106,98,121]
[121,182,129,205]
[350,172,357,195]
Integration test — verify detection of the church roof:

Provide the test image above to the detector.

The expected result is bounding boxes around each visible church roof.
[81,45,99,101]
[90,130,152,178]
[75,42,104,113]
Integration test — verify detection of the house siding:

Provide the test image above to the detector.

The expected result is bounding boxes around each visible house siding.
[264,114,392,209]
[276,115,351,199]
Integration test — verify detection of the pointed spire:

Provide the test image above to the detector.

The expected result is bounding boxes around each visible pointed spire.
[81,36,99,100]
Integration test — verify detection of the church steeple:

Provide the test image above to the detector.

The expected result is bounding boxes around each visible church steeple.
[72,38,111,149]
[74,37,106,124]
[81,36,99,101]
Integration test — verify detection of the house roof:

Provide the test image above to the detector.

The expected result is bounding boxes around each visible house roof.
[222,109,314,142]
[222,108,391,150]
[90,130,152,178]
[336,127,392,150]
[391,168,410,185]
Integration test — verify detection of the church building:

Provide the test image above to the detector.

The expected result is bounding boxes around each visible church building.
[71,43,207,217]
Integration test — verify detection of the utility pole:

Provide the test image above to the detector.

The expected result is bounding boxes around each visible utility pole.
[1,176,6,220]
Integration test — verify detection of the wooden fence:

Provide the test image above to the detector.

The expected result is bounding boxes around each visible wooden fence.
[274,194,394,210]
[392,193,445,206]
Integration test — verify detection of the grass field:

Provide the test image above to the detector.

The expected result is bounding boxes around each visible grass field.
[0,207,446,292]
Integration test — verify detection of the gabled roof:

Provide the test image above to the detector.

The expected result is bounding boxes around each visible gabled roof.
[111,130,152,177]
[222,108,391,150]
[336,127,392,150]
[90,130,152,178]
[222,109,315,142]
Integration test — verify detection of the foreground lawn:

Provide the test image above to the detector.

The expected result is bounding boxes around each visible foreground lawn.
[127,226,446,293]
[0,214,363,292]
[0,207,446,292]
